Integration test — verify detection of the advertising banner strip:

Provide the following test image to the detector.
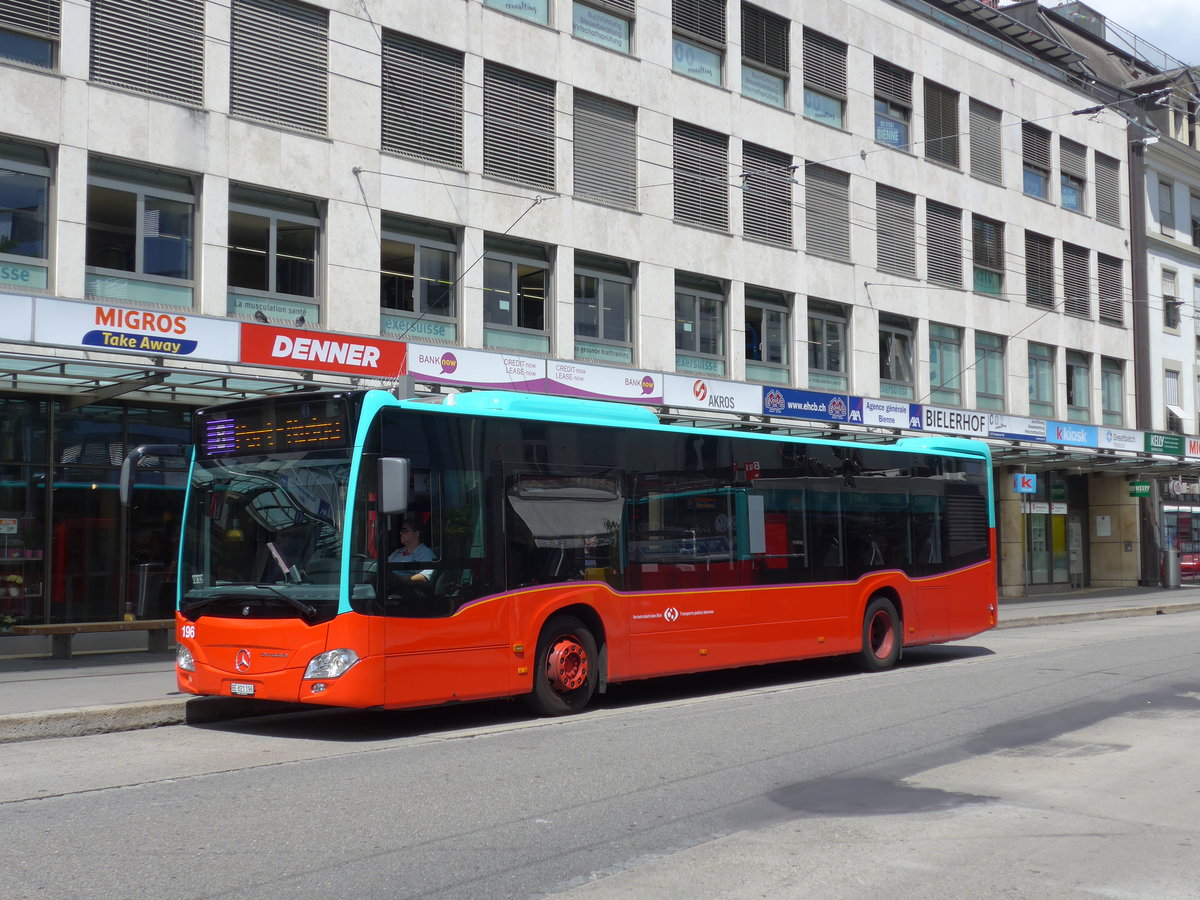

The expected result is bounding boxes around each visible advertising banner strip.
[762,387,853,423]
[1047,421,1099,448]
[548,361,663,403]
[240,323,406,377]
[986,413,1047,442]
[923,406,989,437]
[856,397,923,430]
[0,293,34,342]
[407,343,547,392]
[34,297,239,360]
[663,374,762,415]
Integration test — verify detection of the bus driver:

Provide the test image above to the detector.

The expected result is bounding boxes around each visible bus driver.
[389,518,435,582]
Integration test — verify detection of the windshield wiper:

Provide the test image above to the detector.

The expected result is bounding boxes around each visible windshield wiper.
[183,584,318,619]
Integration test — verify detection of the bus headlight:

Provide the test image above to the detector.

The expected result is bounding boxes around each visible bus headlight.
[304,648,360,680]
[177,644,195,672]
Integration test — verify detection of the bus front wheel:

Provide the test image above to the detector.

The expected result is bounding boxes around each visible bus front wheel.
[856,596,902,672]
[523,614,598,716]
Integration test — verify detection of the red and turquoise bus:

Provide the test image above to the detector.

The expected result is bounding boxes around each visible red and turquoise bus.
[151,388,995,715]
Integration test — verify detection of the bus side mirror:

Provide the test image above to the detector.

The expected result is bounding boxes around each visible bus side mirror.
[120,444,189,506]
[379,457,410,515]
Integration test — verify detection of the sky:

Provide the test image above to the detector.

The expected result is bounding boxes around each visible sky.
[1045,0,1200,67]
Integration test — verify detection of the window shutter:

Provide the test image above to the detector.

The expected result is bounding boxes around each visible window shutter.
[924,81,960,167]
[1095,153,1121,225]
[382,33,463,168]
[1060,139,1087,179]
[742,142,792,246]
[673,120,729,230]
[805,163,850,261]
[876,185,916,277]
[230,0,328,135]
[1098,254,1123,323]
[0,0,60,39]
[1025,231,1054,309]
[483,63,556,191]
[574,91,637,210]
[874,60,911,106]
[926,200,963,287]
[803,29,846,95]
[91,0,205,106]
[742,4,788,71]
[591,0,635,14]
[673,0,725,45]
[969,100,1002,184]
[1022,122,1051,170]
[1063,243,1091,318]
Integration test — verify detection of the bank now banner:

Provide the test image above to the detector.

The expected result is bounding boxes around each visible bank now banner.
[240,323,406,377]
[406,343,546,391]
[34,297,238,360]
[549,361,663,403]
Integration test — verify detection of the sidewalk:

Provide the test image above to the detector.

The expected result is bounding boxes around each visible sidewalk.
[3,585,1200,744]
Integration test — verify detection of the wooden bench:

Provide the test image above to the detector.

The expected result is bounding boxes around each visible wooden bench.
[12,620,175,660]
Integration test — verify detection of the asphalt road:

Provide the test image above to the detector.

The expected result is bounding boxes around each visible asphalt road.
[3,612,1199,899]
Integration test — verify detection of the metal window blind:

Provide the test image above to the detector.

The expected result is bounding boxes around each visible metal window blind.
[1095,153,1120,225]
[876,185,915,277]
[968,100,1002,184]
[673,0,724,45]
[926,200,962,287]
[483,63,556,191]
[972,215,1003,271]
[90,0,204,106]
[924,82,959,167]
[574,91,637,210]
[588,0,635,14]
[803,29,846,95]
[230,0,328,135]
[1060,138,1087,179]
[742,4,788,72]
[673,120,728,230]
[1025,231,1054,309]
[805,163,850,261]
[1022,122,1051,171]
[382,33,463,167]
[874,60,911,106]
[1063,243,1091,318]
[0,0,59,39]
[742,141,792,245]
[1097,253,1123,323]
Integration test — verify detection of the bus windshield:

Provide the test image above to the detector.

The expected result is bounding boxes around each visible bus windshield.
[179,449,358,622]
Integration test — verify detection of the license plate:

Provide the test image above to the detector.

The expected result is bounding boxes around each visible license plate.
[230,682,255,696]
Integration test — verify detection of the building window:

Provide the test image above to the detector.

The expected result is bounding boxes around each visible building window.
[90,0,203,105]
[1163,268,1180,330]
[85,159,196,309]
[926,200,962,288]
[924,81,960,168]
[1062,243,1090,319]
[1095,153,1121,226]
[230,0,328,135]
[1028,342,1055,419]
[1059,139,1087,213]
[674,120,728,231]
[1191,193,1200,247]
[807,299,846,391]
[1098,253,1124,324]
[879,314,914,400]
[876,185,916,277]
[0,0,58,68]
[975,332,1005,412]
[676,274,726,376]
[1101,358,1123,426]
[929,323,962,406]
[227,185,321,325]
[969,100,1002,184]
[573,1,634,55]
[484,0,549,25]
[972,215,1004,295]
[672,0,725,86]
[574,253,633,364]
[1022,123,1051,200]
[574,91,637,210]
[741,3,788,108]
[0,139,50,292]
[1024,231,1053,310]
[803,29,846,128]
[742,142,792,245]
[380,215,457,344]
[1159,178,1176,233]
[874,60,911,150]
[483,63,556,191]
[1066,351,1090,423]
[1165,369,1184,433]
[382,33,464,168]
[744,287,789,385]
[483,236,550,354]
[805,163,850,261]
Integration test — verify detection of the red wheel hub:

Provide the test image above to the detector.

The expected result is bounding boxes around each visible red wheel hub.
[546,636,588,693]
[869,610,895,659]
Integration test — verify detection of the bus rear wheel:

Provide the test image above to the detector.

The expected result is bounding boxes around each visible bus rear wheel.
[523,614,598,716]
[856,596,902,672]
